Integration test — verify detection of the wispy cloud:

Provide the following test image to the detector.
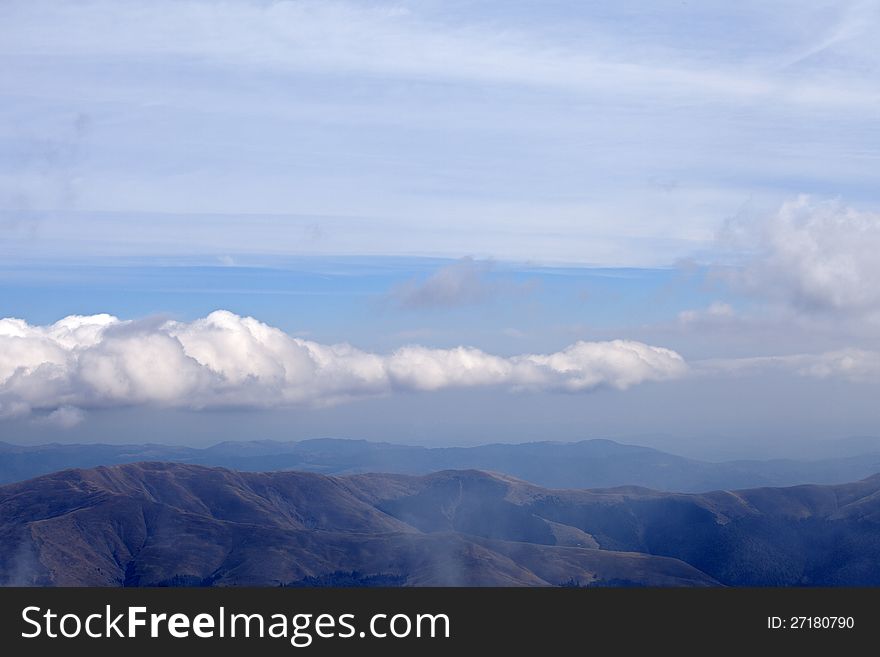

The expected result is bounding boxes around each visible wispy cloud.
[389,258,496,309]
[2,2,877,267]
[41,406,86,428]
[678,301,735,325]
[697,348,880,383]
[2,1,876,108]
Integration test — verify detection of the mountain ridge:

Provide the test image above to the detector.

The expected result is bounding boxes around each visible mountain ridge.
[3,437,880,492]
[3,462,880,587]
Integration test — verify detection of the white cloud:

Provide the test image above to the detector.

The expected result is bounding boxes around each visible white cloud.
[795,349,880,381]
[0,310,687,416]
[42,406,86,428]
[3,0,876,109]
[697,348,880,383]
[2,3,878,267]
[725,196,880,315]
[678,301,735,324]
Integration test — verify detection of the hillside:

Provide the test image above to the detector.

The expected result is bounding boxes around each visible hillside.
[2,463,879,586]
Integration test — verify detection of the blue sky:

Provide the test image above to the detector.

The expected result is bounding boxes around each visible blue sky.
[0,259,721,351]
[1,1,880,455]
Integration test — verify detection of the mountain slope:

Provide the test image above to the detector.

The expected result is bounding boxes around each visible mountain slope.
[0,463,714,587]
[351,469,880,586]
[3,438,880,492]
[3,463,880,586]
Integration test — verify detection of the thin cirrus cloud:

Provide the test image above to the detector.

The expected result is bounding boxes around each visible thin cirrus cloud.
[0,310,687,419]
[3,0,876,109]
[2,2,879,269]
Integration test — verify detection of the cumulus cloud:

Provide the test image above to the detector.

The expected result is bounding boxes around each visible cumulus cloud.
[725,196,880,315]
[0,310,687,417]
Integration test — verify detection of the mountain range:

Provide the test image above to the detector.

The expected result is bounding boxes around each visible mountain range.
[2,462,879,586]
[2,438,880,492]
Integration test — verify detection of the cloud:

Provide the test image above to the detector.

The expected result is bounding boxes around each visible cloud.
[0,310,688,417]
[3,3,878,268]
[724,196,880,315]
[41,406,86,428]
[697,348,880,383]
[390,258,496,309]
[0,400,30,420]
[0,111,90,237]
[795,349,880,382]
[502,328,527,339]
[4,1,877,109]
[389,258,540,310]
[678,301,735,324]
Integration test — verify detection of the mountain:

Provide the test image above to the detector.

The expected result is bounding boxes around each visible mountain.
[0,442,199,484]
[3,438,880,492]
[2,462,879,587]
[0,463,714,587]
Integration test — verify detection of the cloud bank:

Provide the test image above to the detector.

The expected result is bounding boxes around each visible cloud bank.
[0,310,687,418]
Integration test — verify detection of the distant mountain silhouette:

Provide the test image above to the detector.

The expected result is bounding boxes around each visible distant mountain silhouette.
[3,438,880,492]
[2,463,879,586]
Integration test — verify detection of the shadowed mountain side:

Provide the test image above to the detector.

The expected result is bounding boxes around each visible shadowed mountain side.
[344,469,880,586]
[4,464,880,586]
[0,463,715,587]
[338,472,880,586]
[3,438,880,492]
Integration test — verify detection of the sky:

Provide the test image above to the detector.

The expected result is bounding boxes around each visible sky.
[1,0,880,458]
